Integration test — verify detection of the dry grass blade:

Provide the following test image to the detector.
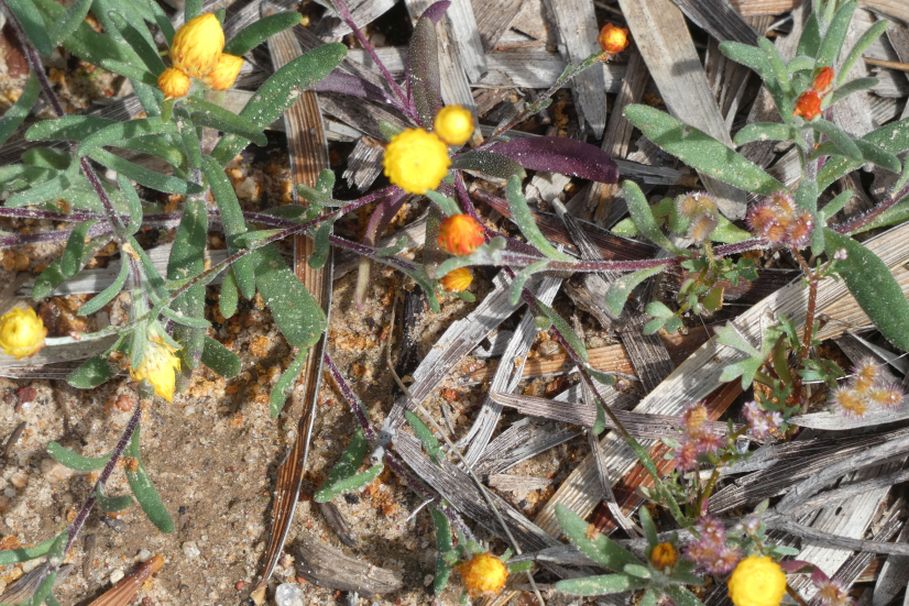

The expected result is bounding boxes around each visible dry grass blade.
[670,0,757,44]
[86,555,164,606]
[250,8,334,595]
[293,533,403,594]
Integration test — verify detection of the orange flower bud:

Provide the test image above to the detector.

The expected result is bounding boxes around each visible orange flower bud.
[813,66,834,94]
[458,553,508,596]
[203,53,244,91]
[649,542,678,570]
[441,267,473,292]
[598,23,630,55]
[438,214,484,256]
[793,89,822,121]
[157,67,191,99]
[171,13,225,78]
[434,105,475,146]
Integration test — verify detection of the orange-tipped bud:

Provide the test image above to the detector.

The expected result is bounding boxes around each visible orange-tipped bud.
[813,67,834,94]
[441,267,473,292]
[458,553,508,596]
[171,13,225,78]
[203,53,244,91]
[598,23,630,54]
[794,89,822,121]
[433,105,474,146]
[650,542,678,570]
[438,214,485,256]
[157,67,191,99]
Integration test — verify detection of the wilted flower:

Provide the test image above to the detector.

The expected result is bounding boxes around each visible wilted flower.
[831,358,905,416]
[383,128,451,194]
[727,555,787,606]
[170,13,225,78]
[157,67,191,99]
[816,580,851,606]
[438,214,485,256]
[458,552,508,596]
[0,306,47,359]
[433,105,474,146]
[675,403,726,471]
[685,516,741,575]
[203,53,244,91]
[743,401,783,441]
[832,386,867,417]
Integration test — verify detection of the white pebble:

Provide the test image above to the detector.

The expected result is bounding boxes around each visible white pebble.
[182,541,201,559]
[109,569,125,585]
[274,583,305,606]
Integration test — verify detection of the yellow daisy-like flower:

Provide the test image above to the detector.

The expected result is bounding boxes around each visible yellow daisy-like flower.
[728,556,787,606]
[433,105,474,146]
[203,53,244,91]
[170,13,225,78]
[441,267,473,292]
[437,214,485,256]
[383,128,450,194]
[458,552,508,597]
[157,67,191,99]
[0,306,47,359]
[130,336,182,402]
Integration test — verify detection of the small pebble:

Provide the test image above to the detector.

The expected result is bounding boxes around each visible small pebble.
[109,569,125,584]
[137,549,152,561]
[274,583,305,606]
[182,541,201,559]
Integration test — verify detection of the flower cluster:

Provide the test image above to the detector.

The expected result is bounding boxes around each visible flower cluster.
[157,13,243,99]
[831,358,903,416]
[0,306,47,359]
[598,23,630,55]
[793,67,834,121]
[727,555,787,606]
[685,516,740,575]
[457,552,509,596]
[674,403,725,471]
[746,192,813,248]
[129,334,182,402]
[742,401,783,441]
[676,191,719,243]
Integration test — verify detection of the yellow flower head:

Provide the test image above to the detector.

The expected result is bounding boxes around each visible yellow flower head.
[204,53,244,91]
[441,267,473,292]
[728,556,787,606]
[458,552,508,596]
[438,214,485,256]
[433,105,474,146]
[157,67,191,99]
[0,306,47,359]
[383,128,450,194]
[649,542,678,570]
[598,23,630,54]
[170,13,225,78]
[130,335,181,402]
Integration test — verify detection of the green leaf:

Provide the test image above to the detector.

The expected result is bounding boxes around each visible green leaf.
[852,139,901,174]
[733,122,795,147]
[255,246,327,349]
[605,266,665,319]
[6,0,53,55]
[201,337,241,378]
[798,13,821,58]
[95,486,133,512]
[212,43,347,164]
[639,507,658,547]
[79,257,129,316]
[48,0,94,46]
[623,563,652,579]
[819,118,909,190]
[536,300,587,362]
[269,349,309,418]
[554,504,639,570]
[820,190,852,219]
[0,535,61,566]
[224,11,301,55]
[624,105,783,195]
[126,428,174,533]
[26,115,117,142]
[424,190,461,217]
[98,58,158,87]
[829,76,878,106]
[430,507,453,595]
[817,1,856,69]
[451,151,526,181]
[184,97,268,147]
[555,574,644,596]
[308,222,333,270]
[715,323,760,357]
[314,462,383,504]
[33,221,96,300]
[219,271,239,319]
[66,354,116,389]
[508,259,550,306]
[0,74,39,147]
[793,178,823,254]
[718,41,771,80]
[825,228,909,351]
[404,411,442,464]
[758,37,790,93]
[408,8,442,128]
[623,180,679,252]
[838,20,888,85]
[184,0,202,20]
[89,148,196,194]
[47,442,111,472]
[314,428,383,503]
[168,197,208,368]
[506,175,572,261]
[104,9,166,77]
[77,117,170,156]
[809,119,862,161]
[666,586,707,606]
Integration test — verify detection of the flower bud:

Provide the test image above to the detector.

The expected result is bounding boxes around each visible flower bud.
[649,542,678,570]
[0,306,47,359]
[204,53,244,91]
[598,23,630,54]
[433,105,474,146]
[794,89,822,121]
[441,267,473,292]
[171,13,225,78]
[813,67,834,94]
[383,128,450,194]
[438,214,485,256]
[157,67,191,99]
[458,553,508,596]
[728,556,787,606]
[130,335,182,402]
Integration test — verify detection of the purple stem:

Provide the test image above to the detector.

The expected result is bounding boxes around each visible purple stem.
[833,182,909,235]
[363,190,407,246]
[331,0,419,123]
[453,173,480,220]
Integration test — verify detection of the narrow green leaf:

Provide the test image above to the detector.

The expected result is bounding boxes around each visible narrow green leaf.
[185,97,267,147]
[95,486,133,512]
[820,190,852,219]
[624,105,783,195]
[201,336,241,378]
[26,570,57,606]
[47,442,110,472]
[408,10,442,128]
[308,222,333,270]
[66,354,116,389]
[224,11,301,55]
[77,117,169,156]
[0,536,60,566]
[506,175,572,261]
[605,266,665,319]
[255,246,327,349]
[404,411,442,464]
[48,0,93,46]
[424,190,461,216]
[639,507,658,547]
[451,150,526,181]
[126,429,174,533]
[26,115,117,142]
[838,20,888,85]
[431,507,453,595]
[33,221,95,300]
[817,1,856,69]
[718,41,771,80]
[508,259,550,306]
[219,270,239,319]
[819,118,909,190]
[622,180,679,252]
[314,428,383,503]
[825,228,909,351]
[269,349,308,418]
[733,122,795,147]
[666,586,707,606]
[555,574,643,596]
[90,148,194,194]
[0,74,39,147]
[536,300,588,362]
[853,139,901,174]
[98,58,157,87]
[118,175,144,235]
[6,0,53,55]
[758,37,790,93]
[212,43,347,164]
[809,119,862,161]
[79,257,129,316]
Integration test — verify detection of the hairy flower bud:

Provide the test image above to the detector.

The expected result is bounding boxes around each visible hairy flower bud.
[458,553,508,596]
[434,105,474,146]
[204,53,244,91]
[0,306,47,359]
[441,267,473,292]
[157,67,191,99]
[171,13,225,78]
[598,23,630,54]
[438,214,485,256]
[383,128,450,194]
